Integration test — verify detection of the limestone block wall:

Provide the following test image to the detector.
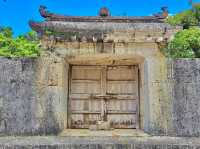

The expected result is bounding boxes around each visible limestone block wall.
[35,55,68,135]
[143,57,173,135]
[172,59,200,137]
[0,57,67,135]
[0,56,200,137]
[0,58,38,135]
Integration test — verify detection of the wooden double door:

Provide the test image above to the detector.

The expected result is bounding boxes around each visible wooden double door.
[69,65,139,129]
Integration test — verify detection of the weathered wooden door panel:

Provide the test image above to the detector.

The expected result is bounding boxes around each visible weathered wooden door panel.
[71,80,101,94]
[72,66,101,80]
[108,114,137,128]
[106,99,137,112]
[107,66,136,81]
[107,81,137,95]
[71,114,101,128]
[71,99,102,113]
[69,65,139,129]
[70,66,102,128]
[106,66,139,128]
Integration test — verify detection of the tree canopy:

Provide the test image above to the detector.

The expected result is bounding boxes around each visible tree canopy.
[164,3,200,58]
[0,26,41,57]
[163,28,200,58]
[166,3,200,29]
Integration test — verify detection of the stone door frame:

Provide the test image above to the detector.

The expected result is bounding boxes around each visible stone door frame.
[63,52,166,132]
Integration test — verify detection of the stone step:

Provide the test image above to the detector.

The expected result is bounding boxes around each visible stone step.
[0,136,199,149]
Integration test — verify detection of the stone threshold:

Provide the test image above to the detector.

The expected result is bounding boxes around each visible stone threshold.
[59,129,150,137]
[0,136,200,148]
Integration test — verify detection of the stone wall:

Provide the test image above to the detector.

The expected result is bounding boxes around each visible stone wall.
[0,57,67,135]
[0,58,38,135]
[172,59,200,137]
[0,57,200,137]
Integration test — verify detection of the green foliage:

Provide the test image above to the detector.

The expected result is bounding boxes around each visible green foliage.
[166,10,198,28]
[0,26,13,38]
[163,28,200,58]
[192,3,200,21]
[0,27,41,57]
[166,3,200,28]
[164,3,200,58]
[23,31,39,42]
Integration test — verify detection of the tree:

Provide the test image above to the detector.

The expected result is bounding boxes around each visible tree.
[163,1,200,58]
[166,2,200,29]
[163,28,200,58]
[0,26,41,57]
[0,26,13,38]
[23,31,39,42]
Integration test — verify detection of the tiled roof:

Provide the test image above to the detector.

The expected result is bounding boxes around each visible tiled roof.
[29,6,180,43]
[37,5,165,23]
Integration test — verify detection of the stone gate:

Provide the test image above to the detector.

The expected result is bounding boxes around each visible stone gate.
[1,5,200,148]
[28,6,181,134]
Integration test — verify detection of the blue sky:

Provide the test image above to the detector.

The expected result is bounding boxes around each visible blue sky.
[0,0,199,36]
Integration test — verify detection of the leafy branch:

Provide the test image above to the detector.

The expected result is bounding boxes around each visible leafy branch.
[0,26,41,57]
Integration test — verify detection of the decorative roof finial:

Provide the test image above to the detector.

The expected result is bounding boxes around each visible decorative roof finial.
[39,5,52,18]
[161,6,169,18]
[153,6,169,19]
[99,7,111,17]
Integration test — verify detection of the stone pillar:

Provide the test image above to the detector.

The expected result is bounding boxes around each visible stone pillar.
[35,55,68,134]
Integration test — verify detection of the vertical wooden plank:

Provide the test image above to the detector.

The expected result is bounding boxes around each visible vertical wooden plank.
[67,65,72,128]
[105,65,139,129]
[100,66,107,121]
[135,65,140,129]
[69,65,103,128]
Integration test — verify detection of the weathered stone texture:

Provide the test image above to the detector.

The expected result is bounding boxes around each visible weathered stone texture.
[1,57,200,137]
[0,136,200,149]
[0,58,38,135]
[172,59,200,137]
[0,57,67,135]
[37,22,181,43]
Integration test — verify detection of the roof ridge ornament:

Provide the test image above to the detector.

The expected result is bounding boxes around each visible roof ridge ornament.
[31,5,165,23]
[39,5,53,18]
[99,7,111,17]
[153,7,169,19]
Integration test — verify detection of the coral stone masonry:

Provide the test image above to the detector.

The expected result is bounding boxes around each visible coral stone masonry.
[29,6,181,134]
